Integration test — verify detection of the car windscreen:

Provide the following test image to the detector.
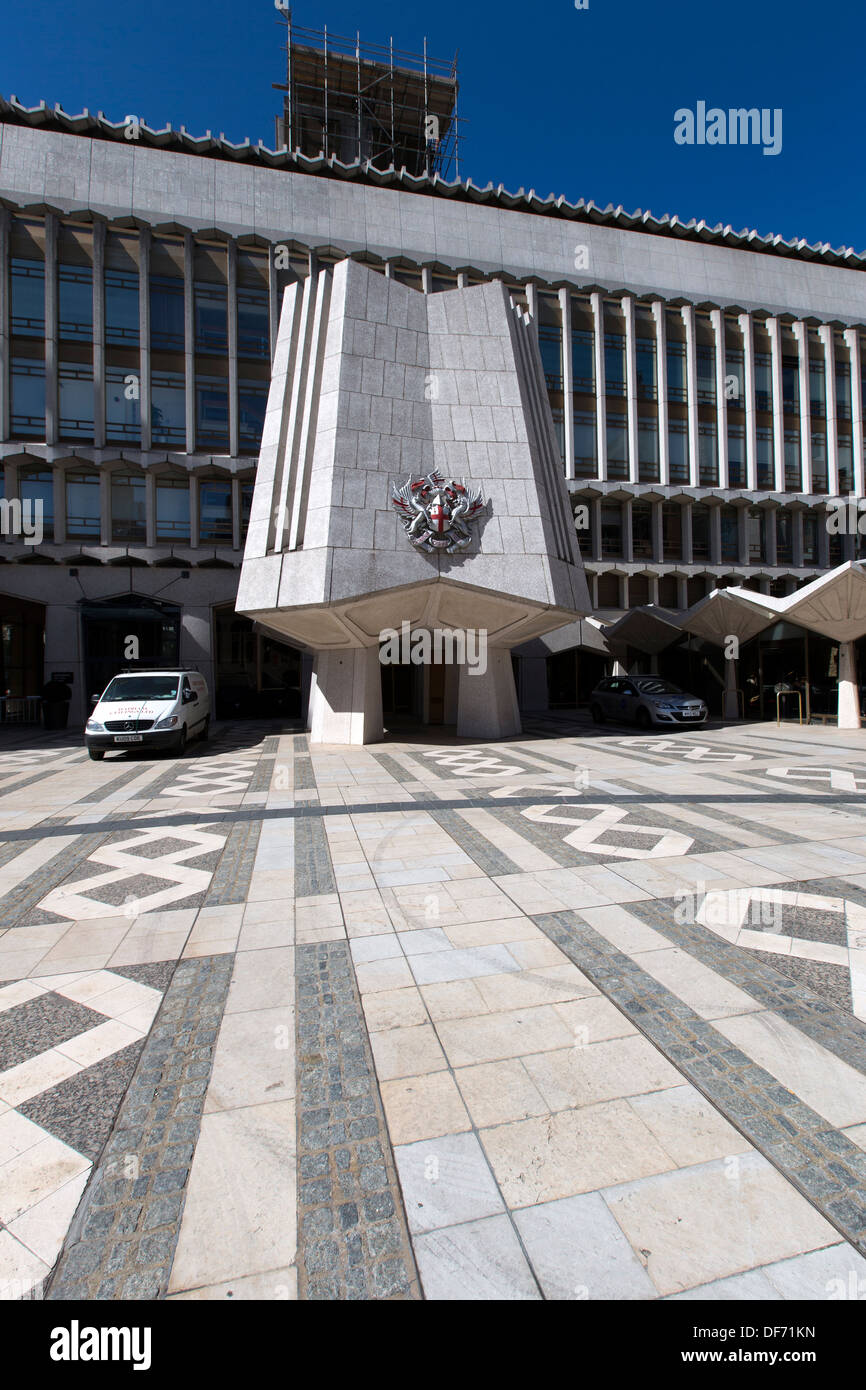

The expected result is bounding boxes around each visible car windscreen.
[634,679,683,695]
[101,677,179,702]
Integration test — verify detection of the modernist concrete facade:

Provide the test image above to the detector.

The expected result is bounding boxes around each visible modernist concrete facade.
[2,95,866,727]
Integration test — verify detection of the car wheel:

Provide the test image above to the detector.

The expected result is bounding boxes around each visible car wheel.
[88,748,105,761]
[176,726,188,757]
[635,707,652,731]
[590,703,605,724]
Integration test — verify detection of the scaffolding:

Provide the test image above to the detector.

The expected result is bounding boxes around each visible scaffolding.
[273,10,461,180]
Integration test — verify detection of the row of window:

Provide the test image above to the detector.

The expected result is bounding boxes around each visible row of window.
[586,570,809,611]
[586,500,853,566]
[2,466,253,546]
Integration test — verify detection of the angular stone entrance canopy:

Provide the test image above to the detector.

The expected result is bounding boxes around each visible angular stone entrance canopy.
[237,259,589,742]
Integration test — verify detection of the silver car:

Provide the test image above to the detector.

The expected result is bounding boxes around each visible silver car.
[590,676,707,730]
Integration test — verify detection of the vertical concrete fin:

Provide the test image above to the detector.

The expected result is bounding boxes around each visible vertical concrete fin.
[265,279,304,554]
[288,268,332,551]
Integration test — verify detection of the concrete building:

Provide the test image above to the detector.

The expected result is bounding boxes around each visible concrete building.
[2,36,866,729]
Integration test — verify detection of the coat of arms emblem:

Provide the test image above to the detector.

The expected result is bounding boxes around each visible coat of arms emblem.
[391,472,485,554]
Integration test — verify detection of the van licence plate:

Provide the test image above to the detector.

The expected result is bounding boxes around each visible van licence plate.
[113,735,143,744]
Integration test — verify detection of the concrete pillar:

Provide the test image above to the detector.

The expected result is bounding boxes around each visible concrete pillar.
[793,321,812,493]
[228,239,239,459]
[709,504,722,566]
[843,329,865,499]
[139,227,152,451]
[653,300,669,485]
[681,501,694,564]
[308,647,384,744]
[591,292,607,479]
[711,309,728,485]
[93,221,106,449]
[739,312,758,491]
[723,654,740,720]
[268,243,280,363]
[767,318,785,492]
[559,286,574,480]
[622,497,634,563]
[623,296,639,483]
[456,650,520,739]
[184,233,196,454]
[44,212,58,446]
[838,640,861,730]
[682,305,699,485]
[792,509,804,568]
[0,206,8,442]
[819,325,839,496]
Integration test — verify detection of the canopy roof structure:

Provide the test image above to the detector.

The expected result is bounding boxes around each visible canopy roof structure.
[602,605,684,655]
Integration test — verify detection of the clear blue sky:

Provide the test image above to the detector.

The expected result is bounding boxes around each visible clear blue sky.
[2,0,862,252]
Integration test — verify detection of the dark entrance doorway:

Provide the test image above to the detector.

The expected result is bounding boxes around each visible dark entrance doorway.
[81,595,181,703]
[214,607,301,718]
[0,595,45,699]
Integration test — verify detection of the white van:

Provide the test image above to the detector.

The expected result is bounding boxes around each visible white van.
[85,669,211,760]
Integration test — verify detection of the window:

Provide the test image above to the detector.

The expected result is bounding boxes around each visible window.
[571,329,594,393]
[196,376,229,451]
[195,282,228,355]
[66,470,100,539]
[727,422,746,487]
[698,423,718,485]
[666,338,687,403]
[199,479,232,543]
[58,362,93,440]
[782,355,799,413]
[106,366,141,443]
[811,434,828,494]
[757,426,774,489]
[631,503,653,560]
[755,353,772,413]
[600,503,623,558]
[105,269,139,345]
[549,406,565,464]
[748,510,765,562]
[237,287,269,358]
[668,418,689,483]
[638,415,659,482]
[784,430,801,491]
[573,410,597,478]
[19,468,54,540]
[604,334,627,398]
[10,358,45,437]
[720,507,739,562]
[240,482,254,541]
[776,511,793,564]
[809,351,825,417]
[696,344,716,404]
[725,346,745,408]
[10,259,44,335]
[662,504,681,561]
[635,337,657,401]
[836,355,852,420]
[58,264,92,341]
[239,380,268,451]
[156,476,190,541]
[838,435,853,493]
[152,371,186,446]
[803,512,818,564]
[691,506,710,561]
[150,275,185,352]
[605,410,628,479]
[111,472,146,542]
[538,326,563,390]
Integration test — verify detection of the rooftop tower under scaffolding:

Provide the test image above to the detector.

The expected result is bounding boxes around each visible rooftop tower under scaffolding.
[273,9,461,179]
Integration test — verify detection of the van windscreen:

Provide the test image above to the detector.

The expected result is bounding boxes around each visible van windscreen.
[101,677,179,701]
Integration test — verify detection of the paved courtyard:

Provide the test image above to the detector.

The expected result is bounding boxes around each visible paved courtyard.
[2,715,866,1300]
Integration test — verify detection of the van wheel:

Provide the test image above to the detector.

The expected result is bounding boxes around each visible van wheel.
[176,727,188,757]
[590,703,605,725]
[200,717,210,743]
[88,748,105,761]
[635,707,652,731]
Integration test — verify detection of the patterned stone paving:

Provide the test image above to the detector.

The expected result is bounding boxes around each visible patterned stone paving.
[4,716,866,1300]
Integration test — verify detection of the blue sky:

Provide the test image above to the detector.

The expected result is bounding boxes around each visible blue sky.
[2,0,862,252]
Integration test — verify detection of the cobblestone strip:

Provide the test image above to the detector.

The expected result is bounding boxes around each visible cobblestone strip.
[294,815,336,896]
[293,734,318,792]
[533,909,866,1254]
[625,894,866,1080]
[204,817,263,905]
[45,953,235,1300]
[248,756,277,793]
[1,831,110,928]
[295,941,421,1300]
[428,808,521,876]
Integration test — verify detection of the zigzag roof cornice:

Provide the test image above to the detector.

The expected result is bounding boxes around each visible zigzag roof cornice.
[1,94,864,270]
